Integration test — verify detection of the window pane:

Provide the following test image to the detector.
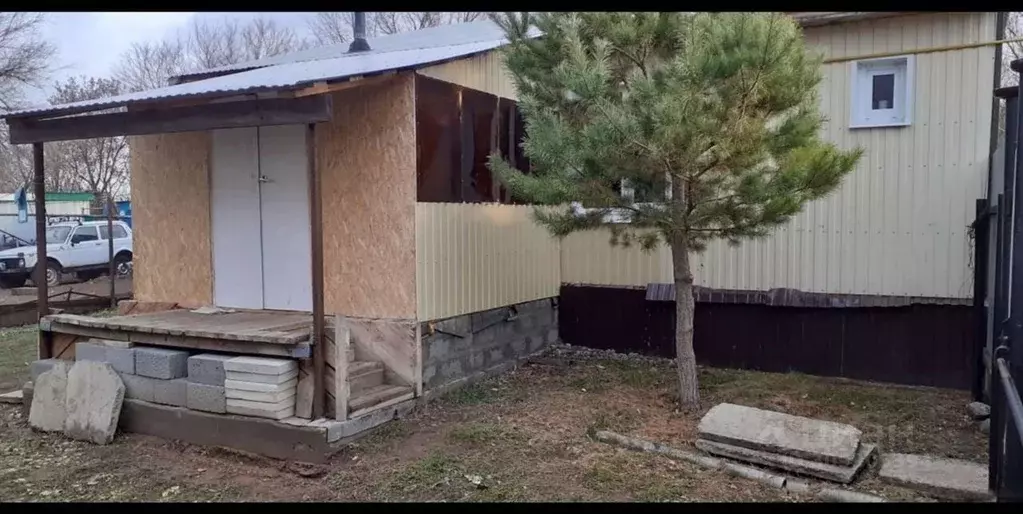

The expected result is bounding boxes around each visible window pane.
[100,225,128,239]
[872,74,895,110]
[72,226,98,243]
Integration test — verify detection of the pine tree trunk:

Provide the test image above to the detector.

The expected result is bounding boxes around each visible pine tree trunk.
[670,238,700,410]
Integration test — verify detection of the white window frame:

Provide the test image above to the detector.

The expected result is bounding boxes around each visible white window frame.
[849,54,914,129]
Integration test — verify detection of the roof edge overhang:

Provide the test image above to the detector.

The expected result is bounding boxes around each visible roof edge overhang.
[1,43,504,124]
[788,12,915,27]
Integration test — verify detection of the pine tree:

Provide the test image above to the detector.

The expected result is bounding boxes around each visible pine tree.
[489,12,863,409]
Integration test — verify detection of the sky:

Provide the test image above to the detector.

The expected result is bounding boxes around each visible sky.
[26,12,314,105]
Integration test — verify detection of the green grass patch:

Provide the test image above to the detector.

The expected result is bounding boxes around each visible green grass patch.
[446,422,520,445]
[0,324,38,391]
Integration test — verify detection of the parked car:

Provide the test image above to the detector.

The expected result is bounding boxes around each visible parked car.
[0,220,133,288]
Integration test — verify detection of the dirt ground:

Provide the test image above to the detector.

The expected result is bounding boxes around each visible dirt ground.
[0,277,132,306]
[0,331,987,502]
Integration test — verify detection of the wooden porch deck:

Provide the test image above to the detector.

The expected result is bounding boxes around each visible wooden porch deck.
[40,308,313,358]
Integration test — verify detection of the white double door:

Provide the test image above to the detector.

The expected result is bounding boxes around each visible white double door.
[211,125,312,311]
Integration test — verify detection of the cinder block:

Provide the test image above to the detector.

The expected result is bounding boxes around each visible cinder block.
[154,378,188,407]
[441,360,464,381]
[187,353,233,386]
[225,369,298,385]
[186,382,225,413]
[75,342,107,363]
[510,337,527,356]
[120,373,156,402]
[134,347,188,379]
[30,359,59,382]
[224,356,297,375]
[427,337,450,361]
[105,346,136,374]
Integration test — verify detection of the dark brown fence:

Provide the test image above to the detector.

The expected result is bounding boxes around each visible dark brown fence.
[559,284,976,390]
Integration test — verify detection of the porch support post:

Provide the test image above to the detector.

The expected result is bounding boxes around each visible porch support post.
[33,142,51,359]
[307,122,326,419]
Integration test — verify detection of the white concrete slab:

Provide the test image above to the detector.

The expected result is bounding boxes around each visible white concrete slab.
[225,356,297,375]
[696,438,877,484]
[698,403,862,466]
[879,453,991,501]
[225,369,298,385]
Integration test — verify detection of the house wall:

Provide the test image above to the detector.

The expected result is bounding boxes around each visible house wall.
[560,12,997,300]
[416,202,561,321]
[129,131,213,307]
[417,50,518,100]
[318,73,418,320]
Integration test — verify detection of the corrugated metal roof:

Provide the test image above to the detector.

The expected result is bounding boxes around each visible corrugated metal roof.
[173,20,514,81]
[3,20,534,120]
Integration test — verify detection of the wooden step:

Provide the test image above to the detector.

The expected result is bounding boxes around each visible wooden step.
[348,361,384,394]
[348,384,413,414]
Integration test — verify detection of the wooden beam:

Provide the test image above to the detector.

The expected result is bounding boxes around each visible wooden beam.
[41,320,312,358]
[290,73,397,99]
[308,122,326,419]
[7,95,333,144]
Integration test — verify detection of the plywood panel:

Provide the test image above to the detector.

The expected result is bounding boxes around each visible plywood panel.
[559,12,996,300]
[416,203,561,321]
[318,73,417,319]
[130,131,213,306]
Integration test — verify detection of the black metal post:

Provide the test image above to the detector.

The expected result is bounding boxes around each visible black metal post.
[975,198,991,402]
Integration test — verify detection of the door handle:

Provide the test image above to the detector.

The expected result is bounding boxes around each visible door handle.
[258,175,274,184]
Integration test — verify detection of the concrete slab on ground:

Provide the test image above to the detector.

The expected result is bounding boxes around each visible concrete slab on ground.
[29,361,72,432]
[878,453,991,501]
[695,438,877,484]
[698,403,862,466]
[64,361,125,445]
[0,389,23,404]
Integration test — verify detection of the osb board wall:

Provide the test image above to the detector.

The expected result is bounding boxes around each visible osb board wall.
[417,50,518,100]
[317,74,417,319]
[130,132,213,306]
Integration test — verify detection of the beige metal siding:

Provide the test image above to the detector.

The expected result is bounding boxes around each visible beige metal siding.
[560,12,996,299]
[416,51,518,100]
[416,202,560,321]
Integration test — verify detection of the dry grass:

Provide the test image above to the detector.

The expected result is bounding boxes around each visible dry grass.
[0,333,986,502]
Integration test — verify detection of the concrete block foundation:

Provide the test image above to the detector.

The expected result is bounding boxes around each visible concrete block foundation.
[135,347,188,379]
[187,382,226,414]
[421,298,557,392]
[154,378,188,407]
[187,353,233,386]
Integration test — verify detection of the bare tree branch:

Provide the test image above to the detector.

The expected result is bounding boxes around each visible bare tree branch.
[46,76,129,195]
[0,12,55,110]
[112,39,187,92]
[308,12,353,45]
[307,12,489,42]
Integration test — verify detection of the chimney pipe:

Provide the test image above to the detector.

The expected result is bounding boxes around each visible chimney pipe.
[348,12,371,52]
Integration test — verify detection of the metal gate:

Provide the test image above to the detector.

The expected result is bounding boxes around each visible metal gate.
[981,59,1023,502]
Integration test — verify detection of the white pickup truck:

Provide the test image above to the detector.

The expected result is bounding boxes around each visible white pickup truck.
[0,220,133,288]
